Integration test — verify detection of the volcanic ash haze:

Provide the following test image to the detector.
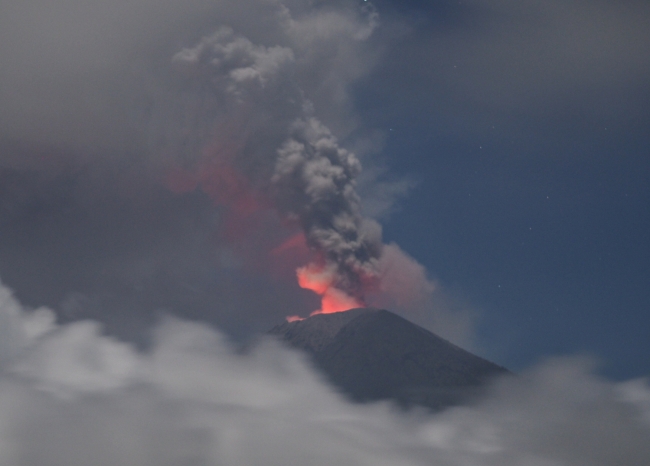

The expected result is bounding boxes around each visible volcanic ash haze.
[2,0,469,338]
[148,2,440,324]
[164,17,455,324]
[168,24,384,316]
[1,0,386,330]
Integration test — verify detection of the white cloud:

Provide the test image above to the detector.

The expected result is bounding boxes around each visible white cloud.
[0,279,648,465]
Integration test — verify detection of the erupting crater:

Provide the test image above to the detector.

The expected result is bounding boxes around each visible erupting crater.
[287,263,366,322]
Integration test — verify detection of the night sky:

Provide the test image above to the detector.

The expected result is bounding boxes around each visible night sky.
[1,0,648,379]
[362,0,650,378]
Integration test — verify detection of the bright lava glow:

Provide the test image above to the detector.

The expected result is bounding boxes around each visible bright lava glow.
[312,287,362,315]
[292,263,363,320]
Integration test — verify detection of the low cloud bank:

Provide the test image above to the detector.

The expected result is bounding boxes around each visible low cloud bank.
[1,280,648,465]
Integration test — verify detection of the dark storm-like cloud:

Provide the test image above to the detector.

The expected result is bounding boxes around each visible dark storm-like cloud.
[0,0,383,337]
[372,0,650,135]
[166,26,383,304]
[0,0,475,343]
[0,281,649,465]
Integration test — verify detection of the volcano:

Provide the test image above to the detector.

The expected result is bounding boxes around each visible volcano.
[269,308,509,410]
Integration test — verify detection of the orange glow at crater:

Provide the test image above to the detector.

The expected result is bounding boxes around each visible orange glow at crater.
[297,263,333,296]
[295,263,363,318]
[314,287,362,315]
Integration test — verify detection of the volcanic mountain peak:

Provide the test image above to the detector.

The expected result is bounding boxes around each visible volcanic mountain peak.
[270,308,509,410]
[270,308,372,352]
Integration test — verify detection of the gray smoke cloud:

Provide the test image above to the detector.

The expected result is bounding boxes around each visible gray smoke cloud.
[0,0,392,336]
[0,0,469,340]
[165,26,383,304]
[0,0,478,348]
[273,118,383,302]
[370,0,650,142]
[0,280,649,465]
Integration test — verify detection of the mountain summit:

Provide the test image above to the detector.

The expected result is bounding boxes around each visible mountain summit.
[269,308,509,410]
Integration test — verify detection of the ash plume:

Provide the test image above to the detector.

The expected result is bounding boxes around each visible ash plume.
[273,118,383,303]
[0,0,472,341]
[165,24,383,308]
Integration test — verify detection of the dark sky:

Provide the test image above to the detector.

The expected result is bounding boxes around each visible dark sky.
[0,0,648,381]
[358,0,650,379]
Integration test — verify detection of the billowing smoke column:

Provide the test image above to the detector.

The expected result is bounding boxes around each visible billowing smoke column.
[167,24,383,317]
[0,0,471,344]
[273,118,383,315]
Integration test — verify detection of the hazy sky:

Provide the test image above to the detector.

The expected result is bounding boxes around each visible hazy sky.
[0,0,648,377]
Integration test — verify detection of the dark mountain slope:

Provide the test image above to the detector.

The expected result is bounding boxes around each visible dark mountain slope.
[269,308,509,410]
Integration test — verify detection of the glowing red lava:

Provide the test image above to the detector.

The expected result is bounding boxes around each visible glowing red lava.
[291,263,363,320]
[314,287,362,315]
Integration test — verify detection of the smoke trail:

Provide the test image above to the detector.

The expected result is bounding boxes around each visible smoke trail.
[273,118,383,308]
[154,10,469,325]
[165,22,383,313]
[0,0,472,340]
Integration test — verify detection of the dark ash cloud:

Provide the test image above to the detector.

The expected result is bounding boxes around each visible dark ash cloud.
[0,0,472,343]
[366,0,650,138]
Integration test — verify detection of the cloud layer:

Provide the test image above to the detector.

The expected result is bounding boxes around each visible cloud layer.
[0,280,649,465]
[366,0,650,141]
